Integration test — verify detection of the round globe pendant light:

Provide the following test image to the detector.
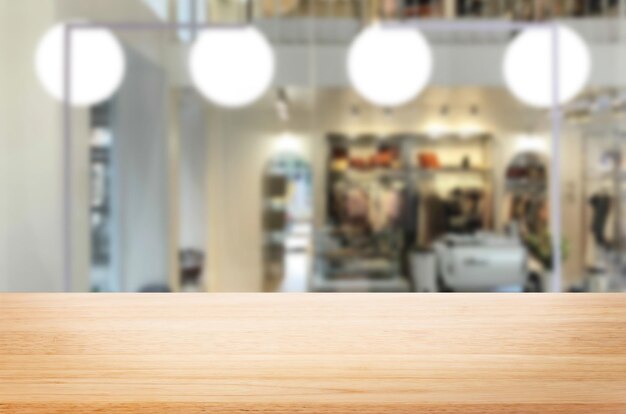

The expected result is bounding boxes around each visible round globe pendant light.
[188,27,275,108]
[35,22,126,107]
[503,24,591,108]
[347,24,433,108]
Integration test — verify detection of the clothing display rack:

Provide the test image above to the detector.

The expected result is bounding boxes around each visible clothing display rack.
[312,132,496,292]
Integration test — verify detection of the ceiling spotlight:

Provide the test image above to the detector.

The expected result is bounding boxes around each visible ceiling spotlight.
[503,24,591,108]
[347,24,433,108]
[35,22,126,106]
[189,27,275,108]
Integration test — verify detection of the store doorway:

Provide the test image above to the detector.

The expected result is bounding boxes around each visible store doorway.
[263,151,313,292]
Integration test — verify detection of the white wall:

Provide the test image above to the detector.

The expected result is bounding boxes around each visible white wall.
[0,2,65,291]
[111,48,172,292]
[0,0,171,291]
[178,89,208,252]
[205,96,315,292]
[0,1,5,290]
[0,0,9,291]
[141,0,169,20]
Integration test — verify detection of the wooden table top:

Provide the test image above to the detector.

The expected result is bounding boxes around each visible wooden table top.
[1,293,625,413]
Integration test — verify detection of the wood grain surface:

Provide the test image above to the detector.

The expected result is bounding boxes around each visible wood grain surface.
[1,293,626,413]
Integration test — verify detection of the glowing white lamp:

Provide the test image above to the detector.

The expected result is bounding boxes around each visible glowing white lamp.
[503,24,591,108]
[274,132,302,154]
[347,24,433,107]
[35,22,126,107]
[189,27,275,108]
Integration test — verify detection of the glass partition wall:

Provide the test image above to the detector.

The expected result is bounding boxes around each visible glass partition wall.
[2,0,626,292]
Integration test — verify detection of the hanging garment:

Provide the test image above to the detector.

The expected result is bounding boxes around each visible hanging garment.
[345,187,369,222]
[588,0,602,14]
[589,194,612,248]
[400,189,420,248]
[425,194,447,245]
[329,180,348,223]
[482,189,493,229]
[368,184,402,233]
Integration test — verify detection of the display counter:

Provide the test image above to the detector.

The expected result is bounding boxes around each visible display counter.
[1,293,625,413]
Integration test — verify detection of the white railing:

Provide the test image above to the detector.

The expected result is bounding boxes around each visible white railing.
[255,17,626,45]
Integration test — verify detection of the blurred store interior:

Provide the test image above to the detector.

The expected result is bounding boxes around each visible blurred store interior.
[1,0,626,293]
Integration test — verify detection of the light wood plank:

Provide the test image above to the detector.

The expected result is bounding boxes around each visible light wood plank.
[1,293,625,413]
